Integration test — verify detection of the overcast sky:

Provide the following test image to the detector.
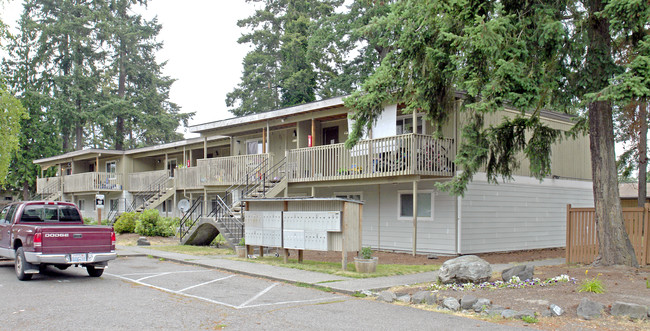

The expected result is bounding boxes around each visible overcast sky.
[1,1,256,137]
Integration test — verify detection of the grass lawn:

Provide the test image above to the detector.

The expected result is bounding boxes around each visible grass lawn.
[149,245,234,256]
[231,256,440,278]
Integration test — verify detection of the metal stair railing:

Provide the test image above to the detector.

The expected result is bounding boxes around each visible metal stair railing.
[204,157,287,245]
[31,178,61,201]
[133,172,172,211]
[178,199,204,241]
[107,198,135,225]
[214,194,244,243]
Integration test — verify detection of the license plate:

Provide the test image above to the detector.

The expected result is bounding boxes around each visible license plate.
[70,253,87,263]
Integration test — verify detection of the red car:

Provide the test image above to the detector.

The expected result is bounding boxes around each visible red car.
[0,201,116,280]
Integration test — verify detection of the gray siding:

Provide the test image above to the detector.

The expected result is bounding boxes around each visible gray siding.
[316,181,457,255]
[459,174,593,254]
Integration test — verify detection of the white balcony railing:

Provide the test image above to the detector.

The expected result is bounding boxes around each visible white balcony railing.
[287,134,454,182]
[63,172,123,192]
[176,154,269,188]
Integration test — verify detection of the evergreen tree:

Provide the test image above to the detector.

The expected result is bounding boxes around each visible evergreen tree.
[227,0,342,115]
[345,0,638,266]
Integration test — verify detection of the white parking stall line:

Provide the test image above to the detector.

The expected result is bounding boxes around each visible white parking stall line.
[243,296,346,309]
[178,275,235,293]
[237,283,278,308]
[106,272,239,309]
[136,270,211,282]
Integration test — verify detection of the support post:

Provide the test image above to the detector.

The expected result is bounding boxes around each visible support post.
[412,180,418,256]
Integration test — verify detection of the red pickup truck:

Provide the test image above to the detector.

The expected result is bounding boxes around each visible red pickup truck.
[0,201,116,280]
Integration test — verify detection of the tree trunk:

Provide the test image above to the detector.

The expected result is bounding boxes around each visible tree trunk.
[638,102,647,207]
[587,0,638,267]
[115,37,126,151]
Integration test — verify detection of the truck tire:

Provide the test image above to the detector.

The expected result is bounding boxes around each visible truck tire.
[15,247,33,281]
[86,265,104,277]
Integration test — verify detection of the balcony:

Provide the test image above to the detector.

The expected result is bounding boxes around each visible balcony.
[287,134,455,182]
[63,172,123,193]
[176,154,269,189]
[128,170,169,192]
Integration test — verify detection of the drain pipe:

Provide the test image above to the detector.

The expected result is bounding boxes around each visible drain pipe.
[456,195,462,255]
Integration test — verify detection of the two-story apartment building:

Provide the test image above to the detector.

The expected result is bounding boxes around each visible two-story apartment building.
[34,95,593,255]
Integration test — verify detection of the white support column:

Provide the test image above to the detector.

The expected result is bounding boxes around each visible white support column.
[412,180,418,256]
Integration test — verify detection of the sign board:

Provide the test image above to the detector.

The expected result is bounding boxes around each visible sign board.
[95,194,105,209]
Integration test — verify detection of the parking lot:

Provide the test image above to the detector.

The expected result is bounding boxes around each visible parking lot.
[0,256,525,330]
[105,256,344,310]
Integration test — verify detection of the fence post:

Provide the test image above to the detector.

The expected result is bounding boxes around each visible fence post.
[645,203,650,265]
[566,204,572,264]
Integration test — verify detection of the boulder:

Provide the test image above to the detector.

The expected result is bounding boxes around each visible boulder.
[397,294,411,303]
[376,291,396,303]
[515,309,536,319]
[412,291,438,305]
[577,298,604,320]
[501,309,518,319]
[473,298,492,312]
[438,255,492,284]
[485,305,505,317]
[610,302,648,320]
[137,237,150,246]
[549,304,564,317]
[460,295,478,310]
[442,297,460,311]
[501,265,534,282]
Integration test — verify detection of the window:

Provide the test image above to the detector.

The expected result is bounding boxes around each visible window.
[396,114,425,135]
[398,191,433,220]
[0,206,8,223]
[246,139,264,155]
[334,192,363,201]
[106,161,117,179]
[78,199,85,211]
[109,199,119,211]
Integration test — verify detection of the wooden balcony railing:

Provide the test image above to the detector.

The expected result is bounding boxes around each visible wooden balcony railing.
[176,154,269,189]
[36,177,61,194]
[128,170,169,191]
[63,172,123,192]
[287,134,454,182]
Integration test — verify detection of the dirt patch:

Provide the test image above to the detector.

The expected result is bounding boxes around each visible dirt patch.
[116,233,179,246]
[301,247,565,265]
[303,248,650,330]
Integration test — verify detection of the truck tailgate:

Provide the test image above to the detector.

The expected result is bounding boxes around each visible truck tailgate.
[40,226,113,254]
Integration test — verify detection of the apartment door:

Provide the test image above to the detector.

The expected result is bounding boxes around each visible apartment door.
[323,126,339,145]
[167,159,177,177]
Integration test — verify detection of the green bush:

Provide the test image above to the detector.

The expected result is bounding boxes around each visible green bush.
[134,210,178,237]
[135,209,161,236]
[211,233,227,246]
[113,212,137,233]
[83,217,95,225]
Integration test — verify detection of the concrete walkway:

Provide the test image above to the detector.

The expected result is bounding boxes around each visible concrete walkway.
[116,245,566,295]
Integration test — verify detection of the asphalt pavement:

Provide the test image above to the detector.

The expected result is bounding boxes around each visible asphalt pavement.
[116,244,565,294]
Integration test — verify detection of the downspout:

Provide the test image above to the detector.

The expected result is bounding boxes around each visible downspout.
[456,195,462,255]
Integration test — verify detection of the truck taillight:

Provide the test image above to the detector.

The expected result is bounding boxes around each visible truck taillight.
[34,232,42,250]
[111,231,116,249]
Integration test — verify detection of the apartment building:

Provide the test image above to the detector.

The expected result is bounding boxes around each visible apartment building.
[34,95,593,254]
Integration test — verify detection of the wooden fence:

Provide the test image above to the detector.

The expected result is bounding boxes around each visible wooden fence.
[566,204,650,265]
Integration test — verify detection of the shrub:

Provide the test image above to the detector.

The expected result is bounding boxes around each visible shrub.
[84,217,95,225]
[113,212,137,233]
[578,270,605,294]
[211,233,227,246]
[135,209,162,236]
[157,217,180,237]
[361,247,373,259]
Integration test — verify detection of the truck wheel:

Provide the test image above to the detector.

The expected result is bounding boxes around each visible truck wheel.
[15,247,33,281]
[86,265,104,277]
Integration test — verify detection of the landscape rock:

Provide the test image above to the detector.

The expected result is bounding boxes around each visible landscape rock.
[501,265,535,281]
[427,254,438,259]
[515,309,536,319]
[137,237,150,246]
[472,298,492,312]
[485,305,505,317]
[549,304,564,317]
[397,294,411,303]
[460,295,478,310]
[412,291,438,305]
[540,310,552,318]
[577,298,605,320]
[442,297,460,311]
[376,291,397,303]
[610,301,648,320]
[438,255,492,284]
[501,309,519,319]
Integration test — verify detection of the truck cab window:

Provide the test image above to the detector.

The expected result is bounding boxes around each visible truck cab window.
[0,206,8,223]
[21,205,43,222]
[59,205,82,222]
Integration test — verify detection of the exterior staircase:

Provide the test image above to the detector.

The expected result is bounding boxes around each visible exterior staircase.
[107,173,173,225]
[180,157,288,247]
[31,178,62,201]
